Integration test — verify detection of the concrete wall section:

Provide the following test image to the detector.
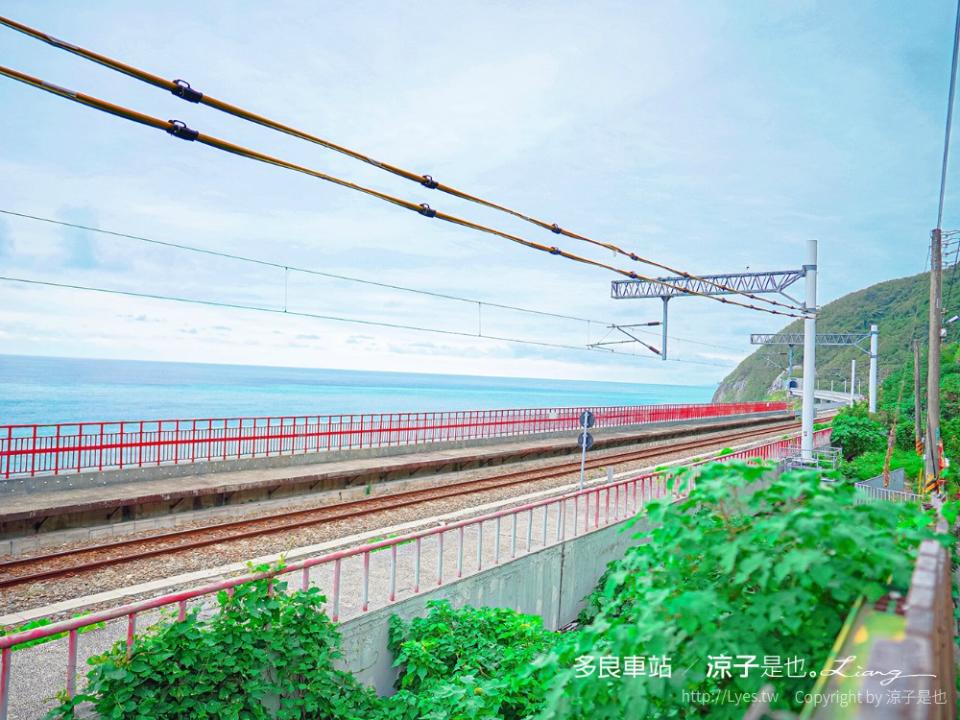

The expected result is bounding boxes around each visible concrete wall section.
[558,517,650,624]
[336,515,649,695]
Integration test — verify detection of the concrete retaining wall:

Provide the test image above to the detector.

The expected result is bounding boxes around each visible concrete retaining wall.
[335,514,650,695]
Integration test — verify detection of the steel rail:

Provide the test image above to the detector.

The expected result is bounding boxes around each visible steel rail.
[0,418,804,589]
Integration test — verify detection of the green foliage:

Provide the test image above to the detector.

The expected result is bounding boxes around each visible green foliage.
[840,449,923,483]
[944,417,960,465]
[47,571,379,720]
[717,447,734,456]
[533,462,944,719]
[382,600,556,720]
[894,419,916,451]
[942,374,960,419]
[830,405,886,460]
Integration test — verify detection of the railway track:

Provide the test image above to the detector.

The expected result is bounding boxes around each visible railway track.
[0,419,811,589]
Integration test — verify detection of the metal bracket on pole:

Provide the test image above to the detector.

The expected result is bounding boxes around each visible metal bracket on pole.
[588,323,662,357]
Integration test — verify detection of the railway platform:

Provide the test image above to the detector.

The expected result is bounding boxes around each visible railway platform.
[0,410,791,542]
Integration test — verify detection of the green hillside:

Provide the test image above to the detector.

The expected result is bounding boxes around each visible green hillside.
[712,269,960,402]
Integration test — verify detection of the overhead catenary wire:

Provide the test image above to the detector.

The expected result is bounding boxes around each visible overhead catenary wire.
[0,64,808,320]
[0,208,747,355]
[0,13,809,316]
[937,0,960,228]
[0,275,735,368]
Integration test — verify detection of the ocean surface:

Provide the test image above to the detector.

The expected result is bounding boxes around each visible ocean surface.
[0,355,715,425]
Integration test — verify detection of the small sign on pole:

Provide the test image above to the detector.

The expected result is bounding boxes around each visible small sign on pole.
[577,411,595,490]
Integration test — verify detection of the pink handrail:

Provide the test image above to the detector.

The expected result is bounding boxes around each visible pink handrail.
[0,402,788,479]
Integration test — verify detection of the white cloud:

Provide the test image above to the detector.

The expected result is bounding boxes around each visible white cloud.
[0,0,949,388]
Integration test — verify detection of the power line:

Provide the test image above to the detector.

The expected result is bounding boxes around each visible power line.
[937,0,960,228]
[0,275,735,368]
[0,208,746,355]
[1,65,810,321]
[0,64,811,321]
[0,14,809,316]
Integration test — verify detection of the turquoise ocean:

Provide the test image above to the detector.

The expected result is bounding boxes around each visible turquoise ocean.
[0,355,715,425]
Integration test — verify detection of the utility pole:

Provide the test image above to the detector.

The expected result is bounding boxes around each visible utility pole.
[925,228,943,488]
[914,339,923,453]
[801,239,818,461]
[868,324,879,412]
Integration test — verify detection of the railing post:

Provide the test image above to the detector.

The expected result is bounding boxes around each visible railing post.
[414,538,421,593]
[3,426,10,479]
[29,424,37,477]
[362,551,370,612]
[126,613,136,657]
[0,646,10,720]
[332,559,342,621]
[66,629,78,697]
[389,545,397,601]
[477,522,484,570]
[436,532,444,586]
[53,424,61,475]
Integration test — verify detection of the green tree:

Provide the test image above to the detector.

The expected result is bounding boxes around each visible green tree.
[830,405,886,460]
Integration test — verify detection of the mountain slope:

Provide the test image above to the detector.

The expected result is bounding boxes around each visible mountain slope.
[712,268,960,402]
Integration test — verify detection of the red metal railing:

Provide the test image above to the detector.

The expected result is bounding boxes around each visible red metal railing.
[0,402,787,479]
[0,426,827,719]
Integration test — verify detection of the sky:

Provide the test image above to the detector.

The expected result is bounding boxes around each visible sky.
[0,0,956,386]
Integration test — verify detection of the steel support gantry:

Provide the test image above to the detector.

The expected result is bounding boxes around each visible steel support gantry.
[750,326,879,412]
[609,246,819,458]
[610,270,805,362]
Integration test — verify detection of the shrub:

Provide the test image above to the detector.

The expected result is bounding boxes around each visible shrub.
[382,600,556,720]
[533,462,944,719]
[840,449,923,483]
[895,419,916,451]
[48,572,379,720]
[942,374,960,419]
[830,407,886,460]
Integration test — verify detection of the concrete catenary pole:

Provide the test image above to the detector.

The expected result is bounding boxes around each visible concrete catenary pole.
[849,359,856,407]
[660,297,669,361]
[868,324,879,412]
[925,228,943,487]
[801,239,818,460]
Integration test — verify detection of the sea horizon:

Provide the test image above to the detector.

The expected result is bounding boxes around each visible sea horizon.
[0,353,718,425]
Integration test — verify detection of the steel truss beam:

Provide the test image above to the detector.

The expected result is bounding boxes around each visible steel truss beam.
[611,269,804,300]
[750,332,869,350]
